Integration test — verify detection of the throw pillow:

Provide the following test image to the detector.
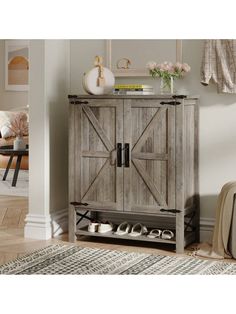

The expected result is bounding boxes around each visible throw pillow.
[0,111,28,139]
[0,125,13,139]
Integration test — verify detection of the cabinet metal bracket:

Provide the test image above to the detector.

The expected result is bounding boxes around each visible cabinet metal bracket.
[75,210,91,225]
[184,211,196,232]
[71,202,92,225]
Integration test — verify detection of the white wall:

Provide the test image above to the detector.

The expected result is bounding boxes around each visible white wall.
[70,39,236,227]
[182,40,236,222]
[0,40,28,110]
[25,40,69,239]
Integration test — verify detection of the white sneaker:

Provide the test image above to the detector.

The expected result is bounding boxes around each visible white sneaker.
[97,222,113,233]
[88,222,99,233]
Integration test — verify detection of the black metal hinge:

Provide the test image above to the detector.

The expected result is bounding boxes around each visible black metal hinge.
[70,100,89,105]
[160,208,181,214]
[172,95,187,99]
[160,101,181,106]
[70,201,89,206]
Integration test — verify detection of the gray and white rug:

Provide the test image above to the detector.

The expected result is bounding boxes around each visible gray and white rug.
[0,168,28,197]
[0,244,236,275]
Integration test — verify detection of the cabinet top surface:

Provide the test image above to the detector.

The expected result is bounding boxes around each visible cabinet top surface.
[68,94,199,100]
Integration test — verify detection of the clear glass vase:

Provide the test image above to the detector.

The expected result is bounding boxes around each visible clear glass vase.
[160,76,174,94]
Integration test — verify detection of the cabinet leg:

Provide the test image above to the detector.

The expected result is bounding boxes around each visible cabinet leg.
[176,212,184,254]
[194,196,200,243]
[68,205,76,242]
[176,240,184,254]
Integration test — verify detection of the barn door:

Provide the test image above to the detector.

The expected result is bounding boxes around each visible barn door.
[74,99,123,211]
[124,99,175,214]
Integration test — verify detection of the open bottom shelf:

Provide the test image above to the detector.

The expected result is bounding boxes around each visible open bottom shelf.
[76,225,176,245]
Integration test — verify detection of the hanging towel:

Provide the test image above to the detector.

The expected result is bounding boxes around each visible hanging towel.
[201,40,236,93]
[197,181,236,259]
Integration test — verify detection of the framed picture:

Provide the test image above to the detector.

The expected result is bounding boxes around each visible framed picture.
[5,40,29,91]
[106,40,182,77]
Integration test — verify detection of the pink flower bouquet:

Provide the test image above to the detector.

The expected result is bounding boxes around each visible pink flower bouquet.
[146,61,191,94]
[147,61,191,79]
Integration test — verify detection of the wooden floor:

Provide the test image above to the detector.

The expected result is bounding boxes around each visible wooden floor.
[0,195,235,267]
[0,196,51,265]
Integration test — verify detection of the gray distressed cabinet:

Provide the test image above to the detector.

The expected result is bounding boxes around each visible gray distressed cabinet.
[68,95,199,253]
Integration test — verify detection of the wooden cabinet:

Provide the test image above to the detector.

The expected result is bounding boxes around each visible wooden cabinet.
[68,95,199,253]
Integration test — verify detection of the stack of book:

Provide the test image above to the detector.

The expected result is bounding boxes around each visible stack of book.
[113,84,154,95]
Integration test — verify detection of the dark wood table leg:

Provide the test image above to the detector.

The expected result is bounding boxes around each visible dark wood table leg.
[12,155,22,187]
[3,154,14,181]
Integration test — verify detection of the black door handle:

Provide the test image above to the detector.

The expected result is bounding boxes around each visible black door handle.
[117,143,122,167]
[124,143,130,167]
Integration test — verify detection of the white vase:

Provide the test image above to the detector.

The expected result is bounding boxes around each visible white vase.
[13,136,26,150]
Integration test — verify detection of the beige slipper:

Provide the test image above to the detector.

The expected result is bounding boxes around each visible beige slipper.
[129,223,148,237]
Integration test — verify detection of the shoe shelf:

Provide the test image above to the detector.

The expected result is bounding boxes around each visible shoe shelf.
[76,226,175,244]
[73,207,197,249]
[76,225,195,246]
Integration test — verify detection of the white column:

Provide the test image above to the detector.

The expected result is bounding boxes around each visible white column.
[25,40,69,239]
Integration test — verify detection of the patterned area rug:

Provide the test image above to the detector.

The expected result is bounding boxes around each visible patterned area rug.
[0,169,28,197]
[0,244,236,275]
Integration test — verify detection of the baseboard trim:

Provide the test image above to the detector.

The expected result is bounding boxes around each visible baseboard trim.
[24,213,52,240]
[51,208,68,237]
[200,217,215,243]
[24,209,69,239]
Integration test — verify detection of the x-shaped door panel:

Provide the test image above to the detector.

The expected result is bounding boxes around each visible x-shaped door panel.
[124,100,175,214]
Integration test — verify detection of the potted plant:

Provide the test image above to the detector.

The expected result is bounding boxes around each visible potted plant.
[7,112,28,150]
